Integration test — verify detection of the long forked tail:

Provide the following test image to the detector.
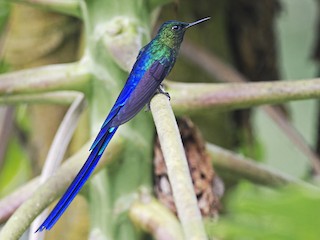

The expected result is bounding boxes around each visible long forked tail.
[36,127,118,232]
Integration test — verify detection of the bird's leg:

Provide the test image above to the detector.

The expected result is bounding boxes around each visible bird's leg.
[157,84,171,100]
[145,84,171,111]
[145,103,151,112]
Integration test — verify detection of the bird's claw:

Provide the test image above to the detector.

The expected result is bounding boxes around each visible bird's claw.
[157,84,171,100]
[145,103,151,112]
[146,84,170,111]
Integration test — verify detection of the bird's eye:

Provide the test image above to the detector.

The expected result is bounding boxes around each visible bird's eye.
[171,25,180,31]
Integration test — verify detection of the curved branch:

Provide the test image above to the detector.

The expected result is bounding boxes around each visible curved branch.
[0,61,90,95]
[168,79,320,115]
[0,91,85,105]
[0,177,40,224]
[207,143,318,191]
[150,94,208,240]
[129,192,184,240]
[0,134,124,240]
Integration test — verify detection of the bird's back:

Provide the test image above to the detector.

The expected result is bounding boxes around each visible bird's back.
[109,40,175,127]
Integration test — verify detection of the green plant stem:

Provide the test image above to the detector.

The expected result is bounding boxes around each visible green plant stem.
[8,0,81,18]
[168,77,320,173]
[0,134,124,240]
[0,62,90,95]
[168,79,320,115]
[0,91,84,105]
[0,178,39,224]
[150,94,208,240]
[207,143,318,190]
[129,192,184,240]
[180,40,320,174]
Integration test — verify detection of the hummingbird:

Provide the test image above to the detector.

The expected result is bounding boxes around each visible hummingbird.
[36,17,210,232]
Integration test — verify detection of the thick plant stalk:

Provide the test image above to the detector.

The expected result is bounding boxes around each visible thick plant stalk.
[129,193,184,240]
[168,79,320,114]
[150,94,208,240]
[0,62,90,95]
[0,178,40,224]
[0,91,86,105]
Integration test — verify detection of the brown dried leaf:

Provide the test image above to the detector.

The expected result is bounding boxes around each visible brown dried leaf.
[154,117,222,217]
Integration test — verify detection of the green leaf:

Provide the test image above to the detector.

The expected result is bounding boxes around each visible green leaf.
[209,182,320,240]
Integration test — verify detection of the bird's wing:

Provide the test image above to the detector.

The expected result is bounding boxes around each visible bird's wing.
[98,45,150,132]
[92,57,171,148]
[110,59,171,127]
[89,72,142,151]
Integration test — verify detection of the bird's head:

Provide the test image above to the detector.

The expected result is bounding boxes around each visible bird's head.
[156,17,210,49]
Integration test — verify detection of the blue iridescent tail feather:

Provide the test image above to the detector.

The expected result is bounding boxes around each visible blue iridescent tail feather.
[36,127,118,232]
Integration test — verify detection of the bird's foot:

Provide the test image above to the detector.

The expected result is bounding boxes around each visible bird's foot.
[145,103,151,112]
[146,84,170,111]
[157,84,171,100]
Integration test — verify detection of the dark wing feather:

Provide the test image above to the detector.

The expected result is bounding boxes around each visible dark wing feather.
[110,59,170,127]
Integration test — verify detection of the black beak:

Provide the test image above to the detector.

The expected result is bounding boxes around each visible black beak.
[186,17,211,28]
